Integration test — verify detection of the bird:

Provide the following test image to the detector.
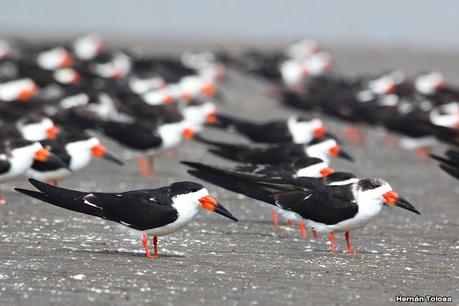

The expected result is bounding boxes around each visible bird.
[60,106,196,176]
[183,160,356,238]
[1,139,65,204]
[26,132,123,185]
[211,113,328,144]
[273,178,420,253]
[196,135,353,164]
[182,158,334,184]
[15,179,238,258]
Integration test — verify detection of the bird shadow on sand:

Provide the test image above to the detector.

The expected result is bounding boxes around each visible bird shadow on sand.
[67,249,186,259]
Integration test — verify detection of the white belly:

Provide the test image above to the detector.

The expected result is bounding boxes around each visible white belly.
[143,217,193,236]
[305,203,383,233]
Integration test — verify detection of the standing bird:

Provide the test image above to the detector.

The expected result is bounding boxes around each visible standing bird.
[274,178,420,253]
[26,132,123,185]
[197,135,353,164]
[212,114,328,144]
[15,179,238,258]
[0,140,65,204]
[183,160,356,238]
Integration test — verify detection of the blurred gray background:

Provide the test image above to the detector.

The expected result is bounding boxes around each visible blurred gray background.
[1,0,459,51]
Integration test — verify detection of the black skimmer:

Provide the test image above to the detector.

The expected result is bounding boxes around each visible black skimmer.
[182,157,333,182]
[183,160,356,239]
[15,179,237,258]
[0,140,65,204]
[274,178,420,253]
[197,135,353,164]
[0,115,60,142]
[59,104,196,176]
[212,114,327,144]
[26,132,123,184]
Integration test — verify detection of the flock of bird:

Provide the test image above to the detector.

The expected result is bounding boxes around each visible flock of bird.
[1,36,457,258]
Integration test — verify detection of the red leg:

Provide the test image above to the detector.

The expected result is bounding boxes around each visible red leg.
[299,221,307,239]
[312,230,318,238]
[329,231,336,253]
[147,155,155,176]
[138,156,148,176]
[153,236,158,257]
[344,126,365,144]
[271,209,279,228]
[345,231,353,254]
[287,219,293,227]
[0,192,5,205]
[143,234,157,259]
[45,179,58,186]
[415,147,429,161]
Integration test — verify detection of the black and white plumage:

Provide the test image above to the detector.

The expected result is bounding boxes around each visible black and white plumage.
[196,135,353,164]
[0,140,65,204]
[15,179,237,258]
[212,114,327,144]
[274,178,420,253]
[183,160,356,238]
[26,132,123,183]
[182,157,332,182]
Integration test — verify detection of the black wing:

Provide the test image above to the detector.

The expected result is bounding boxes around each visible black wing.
[187,169,277,205]
[274,185,358,225]
[15,179,178,231]
[182,161,323,189]
[214,114,292,143]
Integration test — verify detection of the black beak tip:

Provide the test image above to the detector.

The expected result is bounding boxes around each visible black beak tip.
[104,153,125,166]
[214,203,238,222]
[339,150,354,162]
[395,198,421,215]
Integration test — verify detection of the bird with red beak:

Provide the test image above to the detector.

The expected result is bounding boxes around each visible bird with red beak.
[274,178,420,254]
[26,134,123,184]
[15,180,237,258]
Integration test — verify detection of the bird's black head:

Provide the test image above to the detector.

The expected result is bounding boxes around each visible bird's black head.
[170,181,205,195]
[307,135,334,145]
[295,114,315,123]
[326,172,357,185]
[358,178,383,191]
[293,157,324,169]
[19,114,47,125]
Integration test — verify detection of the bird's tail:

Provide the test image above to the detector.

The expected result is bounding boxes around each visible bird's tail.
[183,162,277,205]
[15,179,103,217]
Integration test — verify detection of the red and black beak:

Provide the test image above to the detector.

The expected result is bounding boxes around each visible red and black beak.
[320,167,335,176]
[91,144,124,165]
[18,83,39,101]
[182,128,196,139]
[46,125,60,140]
[329,145,354,161]
[206,111,218,125]
[313,125,327,138]
[199,195,238,221]
[383,191,421,215]
[34,148,70,171]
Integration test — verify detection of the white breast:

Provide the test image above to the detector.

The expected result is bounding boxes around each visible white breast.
[144,189,206,236]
